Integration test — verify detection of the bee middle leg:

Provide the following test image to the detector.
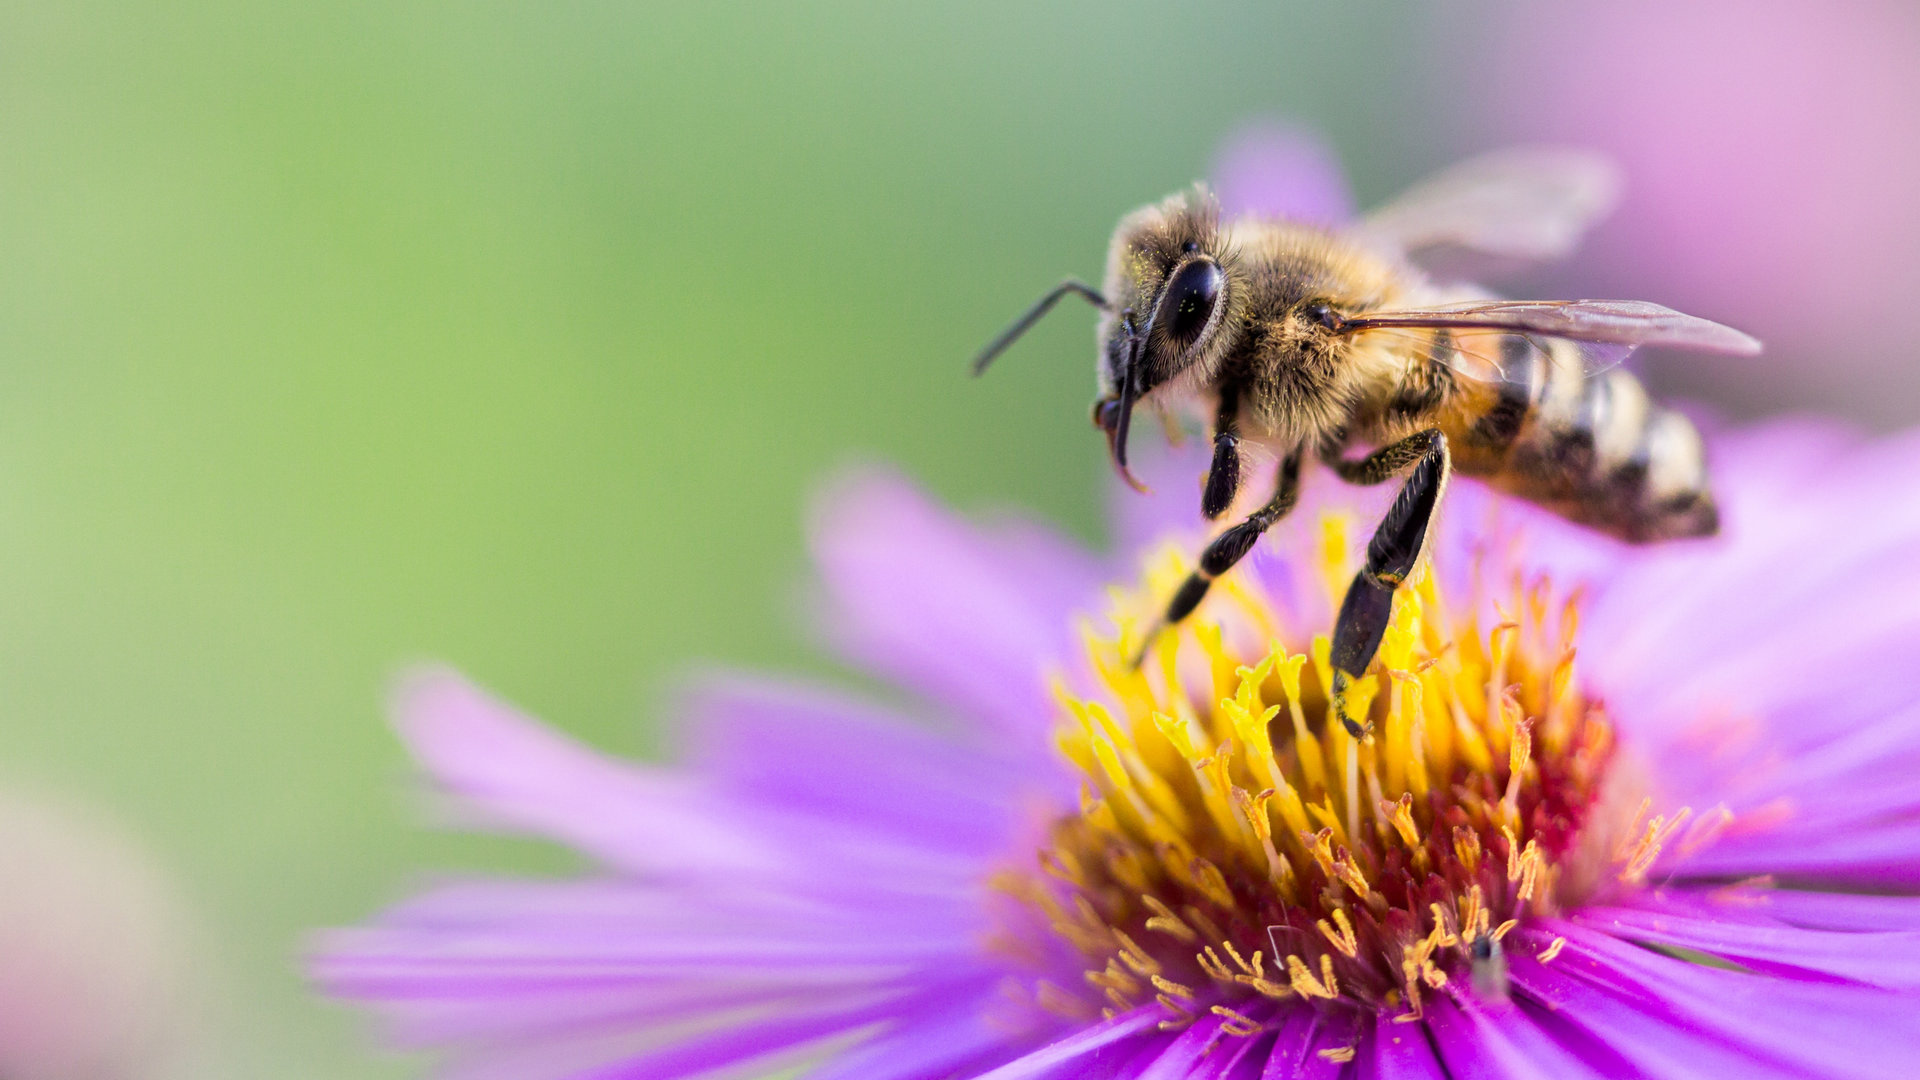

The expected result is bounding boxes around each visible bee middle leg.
[1328,428,1451,736]
[1131,449,1303,668]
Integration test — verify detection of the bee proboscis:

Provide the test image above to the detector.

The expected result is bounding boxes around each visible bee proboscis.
[974,148,1760,732]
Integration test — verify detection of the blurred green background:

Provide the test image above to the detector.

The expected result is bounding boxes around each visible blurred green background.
[0,3,1455,1073]
[2,1,1910,1076]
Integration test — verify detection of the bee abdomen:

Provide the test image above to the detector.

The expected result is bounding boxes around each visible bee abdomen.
[1490,343,1716,543]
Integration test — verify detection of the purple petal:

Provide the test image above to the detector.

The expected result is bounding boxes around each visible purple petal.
[1209,1027,1278,1080]
[1514,923,1920,1079]
[1744,889,1920,933]
[1131,1014,1232,1080]
[1575,902,1920,990]
[807,468,1107,747]
[677,674,1036,857]
[972,1008,1168,1080]
[560,980,990,1080]
[800,990,1040,1080]
[405,975,1002,1080]
[1672,817,1920,888]
[1356,1013,1446,1079]
[397,669,1002,897]
[1210,122,1353,224]
[310,876,989,1052]
[1122,1007,1279,1080]
[1422,994,1618,1080]
[1507,953,1773,1079]
[392,669,779,879]
[1262,1006,1362,1080]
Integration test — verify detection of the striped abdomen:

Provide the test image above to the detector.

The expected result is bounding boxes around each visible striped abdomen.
[1446,335,1717,543]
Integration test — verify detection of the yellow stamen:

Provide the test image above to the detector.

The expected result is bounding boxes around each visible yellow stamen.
[1212,1004,1264,1037]
[1287,953,1342,1000]
[1317,909,1359,958]
[1001,511,1654,1025]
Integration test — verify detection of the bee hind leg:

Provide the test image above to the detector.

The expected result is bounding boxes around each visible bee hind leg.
[1129,449,1303,669]
[1329,428,1451,736]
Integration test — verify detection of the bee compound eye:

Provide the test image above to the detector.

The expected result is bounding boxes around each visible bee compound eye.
[1157,259,1224,349]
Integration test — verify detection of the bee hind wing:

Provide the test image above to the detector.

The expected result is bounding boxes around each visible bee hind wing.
[1360,325,1633,388]
[1356,148,1621,264]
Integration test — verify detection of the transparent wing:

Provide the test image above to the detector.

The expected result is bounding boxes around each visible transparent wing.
[1339,299,1762,356]
[1363,326,1636,387]
[1357,148,1622,263]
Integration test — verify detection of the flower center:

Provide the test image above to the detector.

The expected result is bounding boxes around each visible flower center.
[997,516,1667,1032]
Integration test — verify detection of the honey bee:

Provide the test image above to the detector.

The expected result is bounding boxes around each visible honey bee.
[973,149,1759,733]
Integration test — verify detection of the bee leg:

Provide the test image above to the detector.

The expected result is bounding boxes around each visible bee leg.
[1329,429,1451,736]
[1131,449,1303,668]
[1202,387,1242,520]
[1328,426,1445,486]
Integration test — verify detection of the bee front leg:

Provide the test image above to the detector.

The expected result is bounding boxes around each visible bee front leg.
[1202,386,1242,520]
[1329,428,1450,736]
[1131,449,1303,668]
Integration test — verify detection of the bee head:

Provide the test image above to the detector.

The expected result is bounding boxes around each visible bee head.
[1092,188,1240,490]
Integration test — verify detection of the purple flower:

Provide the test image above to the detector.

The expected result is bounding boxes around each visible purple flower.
[315,416,1920,1079]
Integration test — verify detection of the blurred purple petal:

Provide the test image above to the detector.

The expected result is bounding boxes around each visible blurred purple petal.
[394,669,781,879]
[1750,891,1920,933]
[1674,819,1920,888]
[974,1009,1166,1080]
[807,467,1106,746]
[679,674,1042,856]
[1209,122,1353,223]
[553,977,999,1080]
[802,999,1037,1080]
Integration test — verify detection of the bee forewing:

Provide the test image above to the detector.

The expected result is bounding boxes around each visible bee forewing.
[1355,147,1622,262]
[1343,299,1762,356]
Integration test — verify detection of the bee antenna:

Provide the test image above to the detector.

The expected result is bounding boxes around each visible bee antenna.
[971,278,1108,376]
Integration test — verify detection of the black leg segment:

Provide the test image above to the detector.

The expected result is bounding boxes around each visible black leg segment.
[1330,427,1445,486]
[1203,432,1241,520]
[1132,450,1303,666]
[1329,429,1451,736]
[1364,430,1449,587]
[1202,387,1243,521]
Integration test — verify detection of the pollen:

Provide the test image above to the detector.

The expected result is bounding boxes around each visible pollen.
[1000,514,1649,1028]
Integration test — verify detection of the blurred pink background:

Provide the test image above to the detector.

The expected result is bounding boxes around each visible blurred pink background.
[1464,0,1920,427]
